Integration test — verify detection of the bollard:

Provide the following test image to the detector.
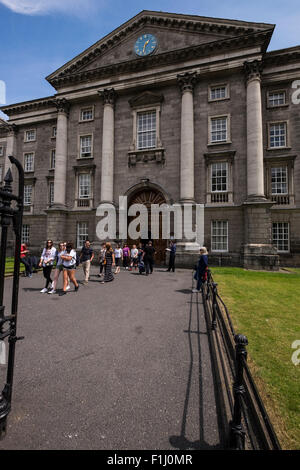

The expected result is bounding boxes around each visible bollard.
[211,282,218,330]
[229,334,248,450]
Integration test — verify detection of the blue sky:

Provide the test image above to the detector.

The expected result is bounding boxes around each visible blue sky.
[0,0,300,119]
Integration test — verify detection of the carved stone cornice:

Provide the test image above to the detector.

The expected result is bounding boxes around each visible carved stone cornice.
[177,71,198,93]
[53,98,70,115]
[244,59,263,82]
[1,97,55,117]
[98,88,117,106]
[47,29,273,89]
[0,122,18,137]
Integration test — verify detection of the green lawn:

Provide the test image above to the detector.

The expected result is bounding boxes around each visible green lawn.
[211,267,300,450]
[4,257,25,276]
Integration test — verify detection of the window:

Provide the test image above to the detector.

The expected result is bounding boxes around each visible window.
[268,91,286,107]
[80,135,92,158]
[210,116,228,143]
[24,152,34,172]
[0,165,2,183]
[0,146,4,156]
[77,222,88,248]
[50,149,56,169]
[272,222,289,252]
[78,174,91,199]
[269,122,287,148]
[209,85,228,101]
[24,185,32,206]
[49,182,54,206]
[137,111,156,149]
[24,129,36,142]
[211,162,228,192]
[80,107,93,121]
[211,220,228,252]
[271,167,288,194]
[22,224,30,244]
[52,126,57,138]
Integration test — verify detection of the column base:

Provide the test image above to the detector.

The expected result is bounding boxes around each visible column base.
[242,244,279,271]
[173,241,201,268]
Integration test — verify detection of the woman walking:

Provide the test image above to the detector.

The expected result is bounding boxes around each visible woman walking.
[114,244,122,274]
[122,243,130,270]
[39,240,56,293]
[193,247,208,293]
[60,242,79,295]
[101,242,115,284]
[48,242,65,294]
[98,243,106,278]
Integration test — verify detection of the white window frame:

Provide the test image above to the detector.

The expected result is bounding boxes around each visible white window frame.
[22,224,30,244]
[78,173,91,199]
[211,162,228,193]
[208,115,231,145]
[49,181,54,206]
[24,152,35,172]
[51,126,57,138]
[24,129,36,143]
[267,90,287,108]
[131,105,162,151]
[79,106,94,122]
[271,166,288,195]
[211,220,228,252]
[136,110,157,150]
[24,184,33,206]
[208,84,229,102]
[272,222,290,253]
[268,121,288,149]
[79,134,93,158]
[77,222,88,249]
[50,149,56,169]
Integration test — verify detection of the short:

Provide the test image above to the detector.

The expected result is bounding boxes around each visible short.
[115,257,120,266]
[63,265,76,270]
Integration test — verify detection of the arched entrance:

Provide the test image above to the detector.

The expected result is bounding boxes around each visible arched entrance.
[127,187,168,265]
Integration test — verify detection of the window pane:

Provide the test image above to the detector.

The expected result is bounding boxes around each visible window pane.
[269,92,285,107]
[271,167,288,194]
[211,220,228,251]
[211,162,228,192]
[50,150,56,169]
[81,108,93,120]
[24,185,32,205]
[211,117,227,142]
[137,111,156,149]
[77,222,88,248]
[80,135,92,156]
[79,174,91,198]
[22,225,30,244]
[272,222,289,252]
[210,86,227,100]
[24,153,34,172]
[269,123,286,147]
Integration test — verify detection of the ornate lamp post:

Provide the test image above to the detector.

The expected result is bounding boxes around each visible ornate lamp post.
[0,155,24,438]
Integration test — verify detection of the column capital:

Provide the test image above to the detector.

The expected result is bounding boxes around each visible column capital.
[244,60,263,83]
[53,98,70,115]
[0,122,18,136]
[98,88,117,106]
[177,71,198,93]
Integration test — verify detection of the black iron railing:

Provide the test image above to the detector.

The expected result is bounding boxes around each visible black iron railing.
[202,269,281,450]
[0,156,24,439]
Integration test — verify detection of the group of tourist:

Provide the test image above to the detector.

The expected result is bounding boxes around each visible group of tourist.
[20,239,208,294]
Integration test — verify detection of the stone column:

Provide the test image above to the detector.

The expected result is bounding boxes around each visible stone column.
[99,88,117,204]
[4,124,18,175]
[244,60,265,200]
[177,72,198,203]
[53,98,69,208]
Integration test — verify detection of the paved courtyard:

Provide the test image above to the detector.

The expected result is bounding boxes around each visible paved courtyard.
[0,266,221,450]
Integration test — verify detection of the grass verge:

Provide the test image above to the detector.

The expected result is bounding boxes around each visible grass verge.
[211,267,300,450]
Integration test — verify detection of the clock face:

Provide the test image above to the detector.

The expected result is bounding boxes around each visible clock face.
[134,34,158,57]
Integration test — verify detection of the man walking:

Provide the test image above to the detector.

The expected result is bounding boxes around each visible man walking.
[143,241,155,276]
[166,240,176,272]
[80,240,94,285]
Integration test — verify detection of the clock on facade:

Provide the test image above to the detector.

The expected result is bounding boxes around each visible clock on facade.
[134,34,158,57]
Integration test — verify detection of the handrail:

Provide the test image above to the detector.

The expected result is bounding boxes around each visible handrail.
[202,269,281,450]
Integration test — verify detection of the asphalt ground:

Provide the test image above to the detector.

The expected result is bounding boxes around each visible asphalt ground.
[0,265,221,450]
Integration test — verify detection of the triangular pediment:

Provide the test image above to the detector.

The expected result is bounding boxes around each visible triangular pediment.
[47,10,274,88]
[129,91,164,108]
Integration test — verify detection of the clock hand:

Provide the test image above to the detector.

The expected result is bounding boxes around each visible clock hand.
[143,39,150,53]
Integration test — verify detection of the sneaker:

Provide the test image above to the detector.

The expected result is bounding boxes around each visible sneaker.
[192,288,200,293]
[66,285,71,291]
[48,289,56,294]
[83,281,88,285]
[28,274,33,278]
[40,288,48,293]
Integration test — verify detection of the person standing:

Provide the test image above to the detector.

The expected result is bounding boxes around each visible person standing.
[192,247,208,293]
[101,242,115,284]
[166,240,176,272]
[39,240,56,293]
[130,244,138,271]
[20,243,33,278]
[122,243,130,270]
[98,243,106,278]
[60,242,79,295]
[143,241,155,276]
[114,244,122,274]
[80,240,94,285]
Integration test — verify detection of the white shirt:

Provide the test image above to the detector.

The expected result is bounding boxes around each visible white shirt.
[41,247,57,267]
[131,248,138,258]
[56,250,65,267]
[115,248,122,258]
[62,249,77,267]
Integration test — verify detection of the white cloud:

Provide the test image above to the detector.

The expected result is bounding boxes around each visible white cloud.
[0,0,99,15]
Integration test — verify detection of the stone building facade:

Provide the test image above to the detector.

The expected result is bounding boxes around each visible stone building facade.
[1,10,300,268]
